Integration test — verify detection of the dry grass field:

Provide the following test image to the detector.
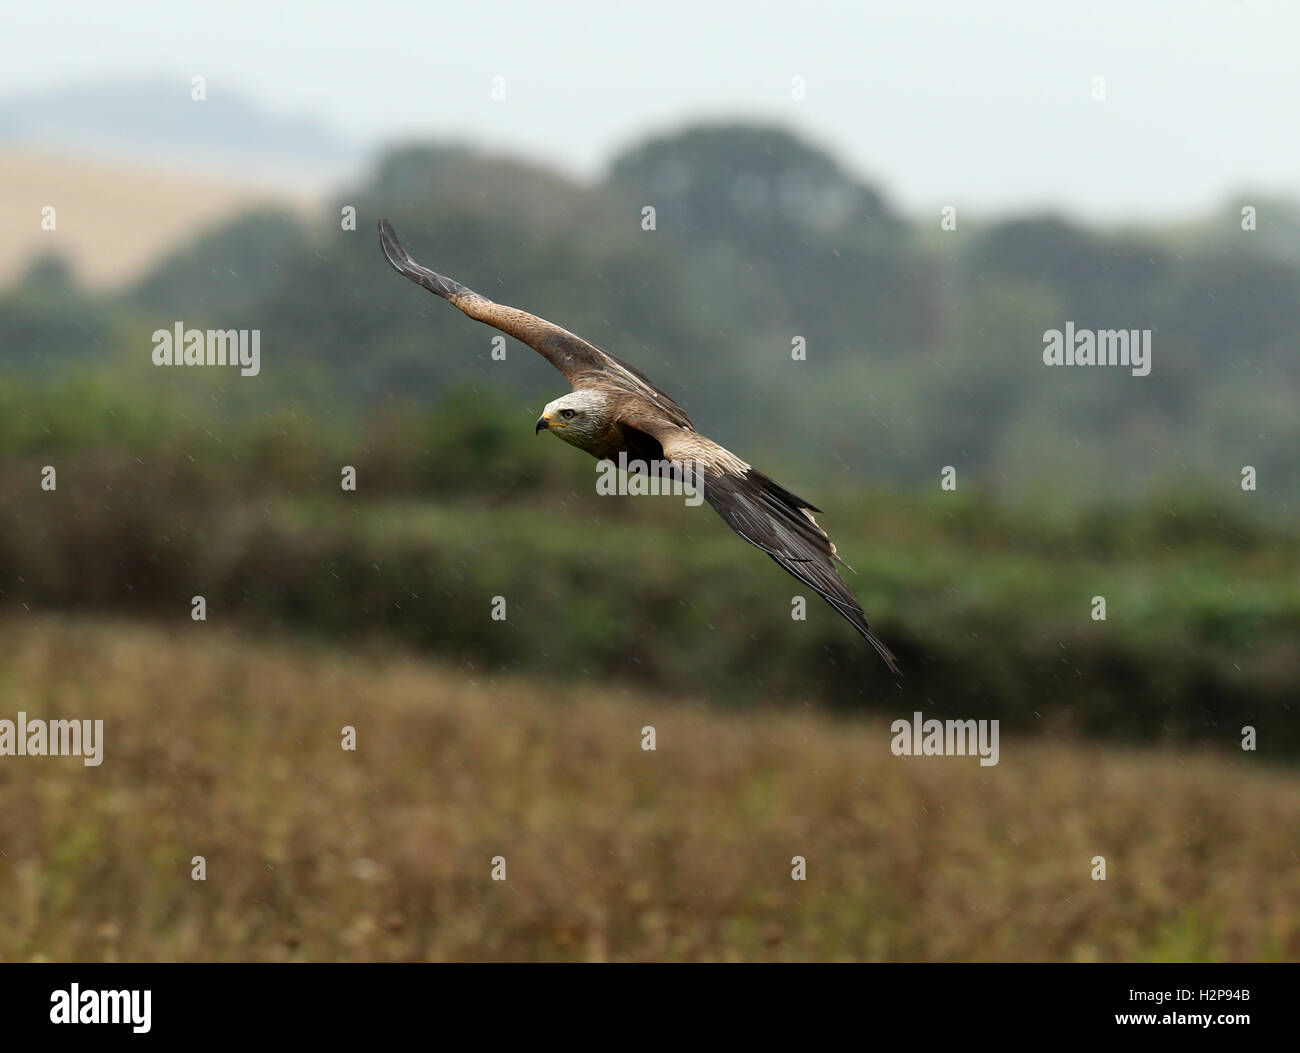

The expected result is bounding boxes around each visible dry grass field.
[0,613,1295,962]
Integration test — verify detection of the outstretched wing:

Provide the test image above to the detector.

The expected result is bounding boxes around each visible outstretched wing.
[706,469,900,674]
[621,407,900,673]
[379,219,692,425]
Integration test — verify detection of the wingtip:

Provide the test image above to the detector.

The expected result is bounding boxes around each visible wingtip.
[377,218,406,269]
[865,630,901,675]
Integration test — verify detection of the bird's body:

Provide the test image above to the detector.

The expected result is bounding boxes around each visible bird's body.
[379,219,899,673]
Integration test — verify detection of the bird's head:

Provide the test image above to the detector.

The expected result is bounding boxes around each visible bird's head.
[535,390,608,449]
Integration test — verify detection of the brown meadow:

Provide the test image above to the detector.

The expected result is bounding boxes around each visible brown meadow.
[0,614,1295,962]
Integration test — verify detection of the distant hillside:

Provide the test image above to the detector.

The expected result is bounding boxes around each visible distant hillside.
[0,79,363,191]
[0,150,311,289]
[0,77,362,288]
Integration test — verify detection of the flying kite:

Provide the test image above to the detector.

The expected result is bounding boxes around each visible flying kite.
[378,219,899,672]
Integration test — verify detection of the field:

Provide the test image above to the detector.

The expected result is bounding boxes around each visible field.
[0,613,1294,962]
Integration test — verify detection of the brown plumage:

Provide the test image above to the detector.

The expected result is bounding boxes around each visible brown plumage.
[379,219,899,673]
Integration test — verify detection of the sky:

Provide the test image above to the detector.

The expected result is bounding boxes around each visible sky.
[3,0,1297,221]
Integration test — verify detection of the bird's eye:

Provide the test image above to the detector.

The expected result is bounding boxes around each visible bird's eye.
[560,409,575,419]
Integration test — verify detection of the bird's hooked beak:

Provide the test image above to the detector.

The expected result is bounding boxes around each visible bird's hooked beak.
[535,414,549,435]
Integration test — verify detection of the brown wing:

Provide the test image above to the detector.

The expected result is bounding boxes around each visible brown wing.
[379,219,692,425]
[621,406,900,673]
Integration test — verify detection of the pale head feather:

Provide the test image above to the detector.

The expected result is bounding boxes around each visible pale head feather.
[540,390,611,449]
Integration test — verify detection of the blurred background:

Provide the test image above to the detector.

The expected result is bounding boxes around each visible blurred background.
[0,1,1296,961]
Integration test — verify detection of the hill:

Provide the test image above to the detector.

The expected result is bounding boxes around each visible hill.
[0,149,310,289]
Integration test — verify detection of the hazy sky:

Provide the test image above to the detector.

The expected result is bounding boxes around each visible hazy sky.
[4,0,1297,221]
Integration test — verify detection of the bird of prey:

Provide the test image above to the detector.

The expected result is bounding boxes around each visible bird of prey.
[378,219,899,672]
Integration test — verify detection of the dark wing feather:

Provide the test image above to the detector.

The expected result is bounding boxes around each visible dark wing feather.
[699,469,899,673]
[765,551,900,673]
[623,408,899,674]
[700,469,828,562]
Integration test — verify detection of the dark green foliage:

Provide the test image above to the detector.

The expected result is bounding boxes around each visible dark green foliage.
[0,382,1295,759]
[128,208,311,320]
